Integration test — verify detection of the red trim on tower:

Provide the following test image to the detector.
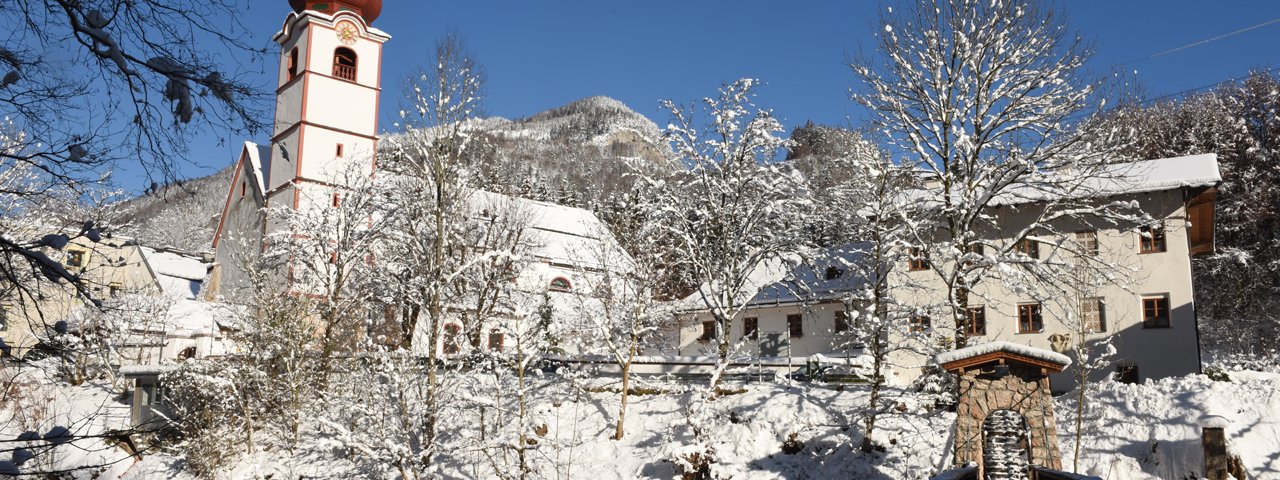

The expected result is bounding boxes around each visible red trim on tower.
[272,121,378,144]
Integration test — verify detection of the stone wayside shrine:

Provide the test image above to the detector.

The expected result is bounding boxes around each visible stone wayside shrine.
[931,342,1096,480]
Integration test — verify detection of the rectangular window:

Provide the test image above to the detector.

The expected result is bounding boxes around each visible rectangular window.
[699,320,715,343]
[0,306,7,332]
[241,181,246,198]
[787,314,804,337]
[1075,230,1099,256]
[834,311,850,333]
[332,192,341,208]
[965,306,986,336]
[1017,303,1043,333]
[443,324,461,354]
[109,284,122,298]
[743,317,758,340]
[336,143,344,157]
[1016,238,1040,259]
[825,266,843,280]
[908,247,930,271]
[962,243,984,267]
[1139,225,1167,253]
[65,250,86,268]
[909,315,931,334]
[488,330,504,352]
[1080,297,1106,333]
[1142,295,1170,328]
[1115,364,1139,384]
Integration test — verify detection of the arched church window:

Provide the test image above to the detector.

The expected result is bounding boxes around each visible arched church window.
[333,47,357,81]
[287,47,299,80]
[549,277,572,292]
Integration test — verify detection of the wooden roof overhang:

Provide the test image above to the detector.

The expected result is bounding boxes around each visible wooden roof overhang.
[940,351,1068,376]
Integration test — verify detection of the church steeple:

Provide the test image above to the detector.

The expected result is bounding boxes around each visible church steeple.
[288,0,383,24]
[209,1,390,299]
[266,2,389,213]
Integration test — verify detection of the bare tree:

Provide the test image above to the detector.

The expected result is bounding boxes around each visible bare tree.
[850,0,1143,350]
[648,78,806,379]
[0,1,267,318]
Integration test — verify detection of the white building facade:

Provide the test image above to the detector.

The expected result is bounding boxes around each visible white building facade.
[677,154,1220,388]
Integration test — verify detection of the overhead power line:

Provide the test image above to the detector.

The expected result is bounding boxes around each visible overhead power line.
[1147,17,1280,60]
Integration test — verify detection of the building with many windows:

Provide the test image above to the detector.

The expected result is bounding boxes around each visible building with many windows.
[676,154,1220,388]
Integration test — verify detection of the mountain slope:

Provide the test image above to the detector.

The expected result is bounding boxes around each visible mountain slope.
[118,96,671,251]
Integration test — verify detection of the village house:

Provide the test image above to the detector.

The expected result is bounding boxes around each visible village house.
[677,154,1220,388]
[0,231,223,362]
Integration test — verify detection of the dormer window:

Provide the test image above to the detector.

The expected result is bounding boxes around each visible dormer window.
[333,47,357,81]
[549,277,572,292]
[287,47,299,80]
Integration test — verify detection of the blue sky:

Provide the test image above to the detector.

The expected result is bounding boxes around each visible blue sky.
[157,0,1280,193]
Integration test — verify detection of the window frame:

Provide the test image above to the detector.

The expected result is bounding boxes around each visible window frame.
[907,247,930,271]
[1139,224,1167,254]
[1141,294,1171,328]
[1015,238,1040,259]
[548,277,572,292]
[699,320,715,343]
[442,324,462,354]
[743,317,759,340]
[834,310,850,334]
[909,315,931,334]
[332,47,358,82]
[787,314,804,337]
[488,329,504,352]
[65,249,86,268]
[965,306,986,336]
[1074,230,1099,256]
[1017,303,1044,334]
[1080,296,1106,333]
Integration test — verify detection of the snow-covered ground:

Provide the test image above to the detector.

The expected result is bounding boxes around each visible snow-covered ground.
[5,362,1280,479]
[1058,370,1280,479]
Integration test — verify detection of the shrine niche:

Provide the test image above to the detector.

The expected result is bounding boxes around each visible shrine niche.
[935,341,1072,479]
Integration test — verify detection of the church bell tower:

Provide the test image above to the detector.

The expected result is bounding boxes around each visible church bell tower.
[267,0,389,231]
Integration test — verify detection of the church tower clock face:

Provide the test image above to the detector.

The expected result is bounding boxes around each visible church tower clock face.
[336,21,359,45]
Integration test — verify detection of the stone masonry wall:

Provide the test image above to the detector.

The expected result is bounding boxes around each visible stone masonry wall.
[954,365,1062,471]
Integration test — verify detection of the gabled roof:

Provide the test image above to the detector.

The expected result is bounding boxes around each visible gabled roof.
[935,341,1071,373]
[139,247,210,300]
[470,190,632,272]
[678,244,874,312]
[904,153,1221,208]
[243,141,270,196]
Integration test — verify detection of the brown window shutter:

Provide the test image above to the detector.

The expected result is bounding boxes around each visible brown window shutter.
[1187,188,1217,256]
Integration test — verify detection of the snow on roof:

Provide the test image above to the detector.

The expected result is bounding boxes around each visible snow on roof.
[934,341,1072,368]
[140,247,209,300]
[243,141,270,195]
[747,244,872,307]
[678,244,875,311]
[470,190,631,270]
[1199,414,1231,429]
[904,154,1221,208]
